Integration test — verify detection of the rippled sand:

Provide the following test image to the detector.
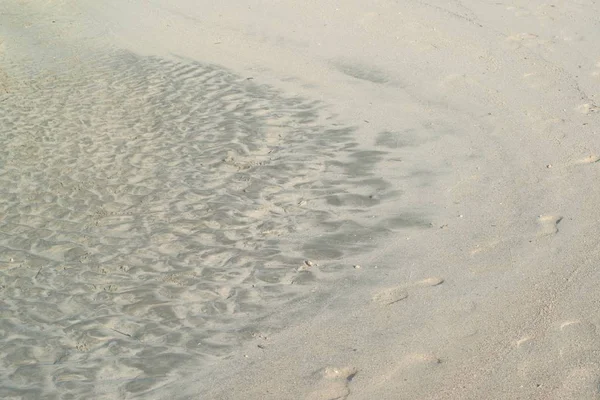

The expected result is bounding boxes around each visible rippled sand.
[0,45,423,398]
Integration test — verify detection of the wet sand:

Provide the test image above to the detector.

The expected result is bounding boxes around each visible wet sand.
[1,1,600,399]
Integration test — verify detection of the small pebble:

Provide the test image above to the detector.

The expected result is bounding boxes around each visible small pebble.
[353,265,361,269]
[304,260,314,267]
[546,164,552,168]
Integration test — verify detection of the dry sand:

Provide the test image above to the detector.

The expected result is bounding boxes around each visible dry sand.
[1,0,600,399]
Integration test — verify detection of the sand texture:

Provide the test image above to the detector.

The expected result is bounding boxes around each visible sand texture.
[0,48,419,397]
[2,0,600,399]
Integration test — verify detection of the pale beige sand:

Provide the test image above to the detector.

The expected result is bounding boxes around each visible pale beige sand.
[1,0,600,399]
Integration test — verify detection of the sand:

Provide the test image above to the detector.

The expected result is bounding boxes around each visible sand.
[1,0,600,399]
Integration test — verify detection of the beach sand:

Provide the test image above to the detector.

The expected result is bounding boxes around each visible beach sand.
[1,1,600,399]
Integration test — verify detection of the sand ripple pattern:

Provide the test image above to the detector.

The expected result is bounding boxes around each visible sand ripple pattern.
[0,51,402,398]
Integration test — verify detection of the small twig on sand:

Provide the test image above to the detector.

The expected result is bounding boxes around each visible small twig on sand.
[111,328,132,338]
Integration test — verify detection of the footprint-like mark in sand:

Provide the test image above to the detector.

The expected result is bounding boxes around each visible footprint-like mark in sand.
[537,215,563,237]
[372,277,444,306]
[575,103,599,115]
[517,320,600,397]
[575,155,600,165]
[372,287,409,305]
[555,321,600,398]
[558,319,599,355]
[372,352,442,389]
[592,60,600,78]
[307,366,357,400]
[400,352,442,368]
[554,366,600,399]
[554,320,600,398]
